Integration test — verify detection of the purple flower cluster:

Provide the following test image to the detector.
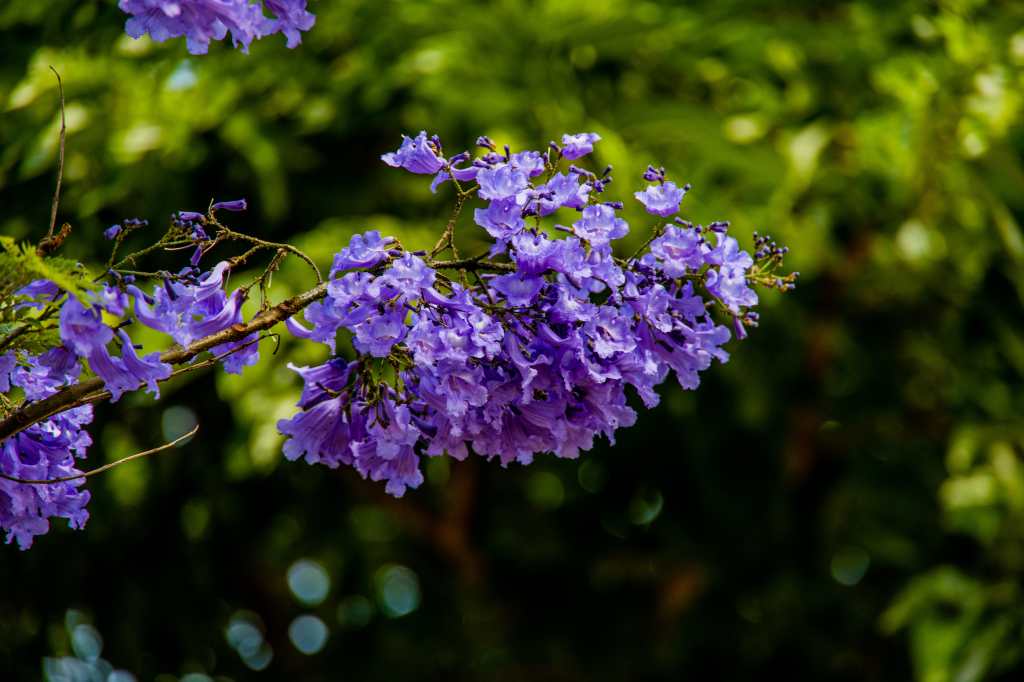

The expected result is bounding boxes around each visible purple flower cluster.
[118,0,315,54]
[279,132,792,497]
[1,133,793,547]
[1,205,262,548]
[0,348,92,549]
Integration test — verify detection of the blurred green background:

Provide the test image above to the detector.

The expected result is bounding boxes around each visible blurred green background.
[2,0,1024,679]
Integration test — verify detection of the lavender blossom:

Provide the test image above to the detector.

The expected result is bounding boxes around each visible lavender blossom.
[276,131,793,499]
[634,181,688,217]
[381,131,445,175]
[118,0,315,55]
[560,132,601,160]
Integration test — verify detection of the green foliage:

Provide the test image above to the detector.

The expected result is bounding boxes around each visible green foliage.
[0,237,90,355]
[1,1,1024,680]
[0,237,89,299]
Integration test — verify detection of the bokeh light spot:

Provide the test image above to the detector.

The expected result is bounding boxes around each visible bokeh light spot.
[288,615,329,655]
[70,624,102,662]
[161,405,197,444]
[375,565,421,618]
[527,471,565,509]
[165,60,198,91]
[287,559,331,606]
[831,546,870,586]
[225,611,272,670]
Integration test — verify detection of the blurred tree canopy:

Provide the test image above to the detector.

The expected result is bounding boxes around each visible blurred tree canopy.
[2,0,1024,680]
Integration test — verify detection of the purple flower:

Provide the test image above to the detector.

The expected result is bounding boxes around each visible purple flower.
[510,150,546,177]
[531,172,590,216]
[511,233,560,274]
[474,198,524,240]
[212,198,247,212]
[477,165,530,203]
[572,204,629,247]
[15,279,61,311]
[381,131,445,175]
[353,310,408,357]
[11,348,81,401]
[634,181,688,217]
[415,362,488,418]
[643,165,667,183]
[129,262,257,374]
[705,236,758,312]
[649,225,705,277]
[288,359,352,409]
[59,299,113,358]
[262,0,316,49]
[490,272,545,306]
[584,306,637,358]
[176,210,206,223]
[118,0,314,54]
[96,285,129,317]
[278,396,354,468]
[380,253,436,293]
[560,132,601,160]
[429,158,480,193]
[16,280,60,300]
[116,330,172,395]
[2,351,95,549]
[270,138,791,501]
[104,224,122,240]
[330,231,394,275]
[0,353,14,393]
[84,330,172,401]
[350,402,424,497]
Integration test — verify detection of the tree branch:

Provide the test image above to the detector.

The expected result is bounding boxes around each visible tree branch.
[0,281,328,444]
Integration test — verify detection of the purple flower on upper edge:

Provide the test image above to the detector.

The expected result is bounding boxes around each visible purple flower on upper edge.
[119,0,315,55]
[634,181,688,217]
[381,131,445,174]
[120,0,263,54]
[263,0,317,49]
[561,132,601,160]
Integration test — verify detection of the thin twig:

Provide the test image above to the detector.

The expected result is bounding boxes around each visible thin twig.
[628,223,665,262]
[0,425,198,485]
[46,66,66,241]
[213,225,322,283]
[429,255,514,271]
[111,239,197,271]
[430,192,467,257]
